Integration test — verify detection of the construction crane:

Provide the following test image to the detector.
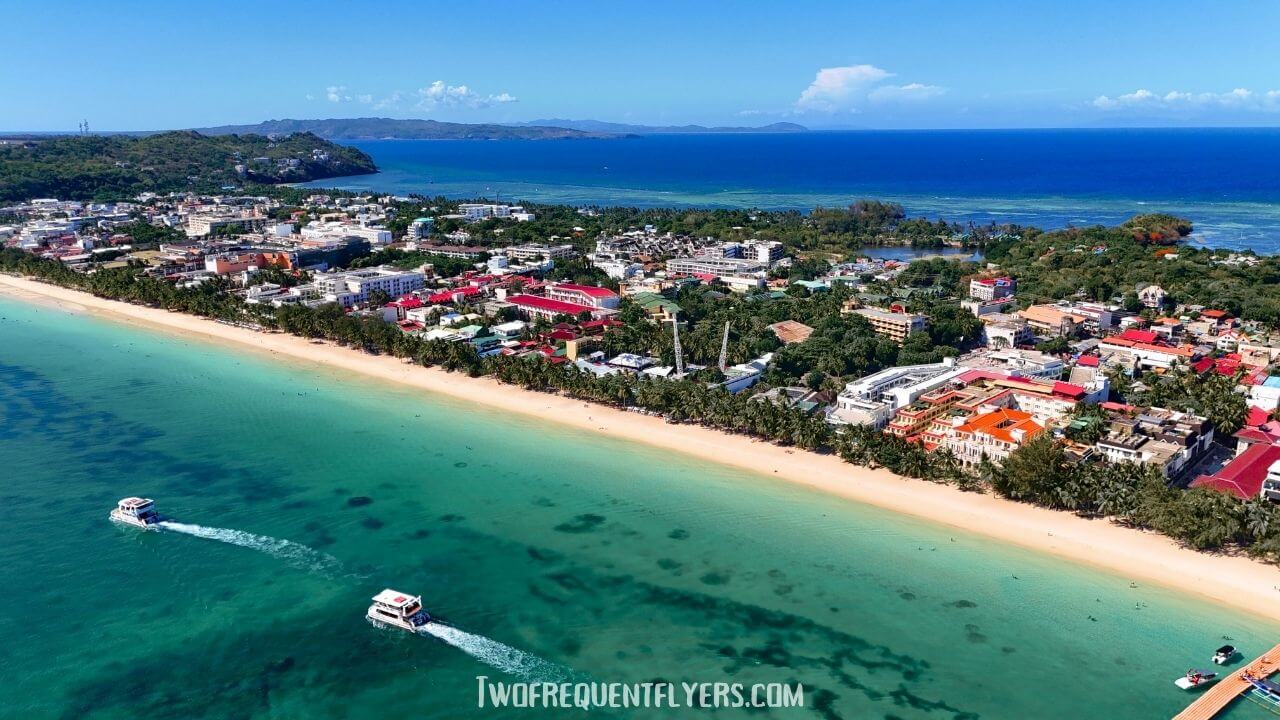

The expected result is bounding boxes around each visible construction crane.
[718,321,731,372]
[670,319,685,377]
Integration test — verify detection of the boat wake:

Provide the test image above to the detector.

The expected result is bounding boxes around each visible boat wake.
[157,521,342,575]
[419,623,571,681]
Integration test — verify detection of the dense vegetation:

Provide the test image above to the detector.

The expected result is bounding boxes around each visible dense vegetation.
[0,132,376,202]
[8,227,1280,560]
[983,222,1280,322]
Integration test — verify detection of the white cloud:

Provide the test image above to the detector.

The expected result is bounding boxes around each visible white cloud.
[315,82,517,112]
[415,80,518,109]
[1092,87,1280,112]
[868,82,946,104]
[373,91,404,111]
[796,65,893,112]
[794,65,943,113]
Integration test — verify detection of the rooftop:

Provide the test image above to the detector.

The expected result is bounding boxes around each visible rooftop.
[955,407,1044,444]
[1190,443,1280,500]
[371,589,418,608]
[507,294,599,315]
[551,282,618,298]
[767,320,815,344]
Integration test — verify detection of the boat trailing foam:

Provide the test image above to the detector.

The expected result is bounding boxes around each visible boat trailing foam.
[418,623,570,682]
[157,521,342,574]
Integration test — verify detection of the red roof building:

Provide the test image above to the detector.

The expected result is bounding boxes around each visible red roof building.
[1189,443,1280,500]
[545,283,621,309]
[427,286,484,304]
[1246,406,1273,428]
[506,294,617,322]
[1117,328,1159,344]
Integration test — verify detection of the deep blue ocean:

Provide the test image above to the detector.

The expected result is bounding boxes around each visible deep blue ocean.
[302,129,1280,252]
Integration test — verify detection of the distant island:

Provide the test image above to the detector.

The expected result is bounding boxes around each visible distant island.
[192,117,808,140]
[195,118,623,141]
[519,119,809,134]
[0,131,376,202]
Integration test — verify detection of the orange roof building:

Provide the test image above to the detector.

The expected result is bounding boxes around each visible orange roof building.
[942,407,1045,466]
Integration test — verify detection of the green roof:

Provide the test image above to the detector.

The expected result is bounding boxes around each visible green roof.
[630,291,682,313]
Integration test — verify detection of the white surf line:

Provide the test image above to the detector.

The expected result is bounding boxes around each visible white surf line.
[419,623,573,682]
[157,521,343,575]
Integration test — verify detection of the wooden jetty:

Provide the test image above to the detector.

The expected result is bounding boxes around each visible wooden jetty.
[1173,643,1280,720]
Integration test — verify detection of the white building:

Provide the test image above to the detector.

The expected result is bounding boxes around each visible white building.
[969,276,1015,301]
[310,266,425,307]
[722,353,774,393]
[666,256,765,277]
[829,359,966,428]
[982,316,1035,348]
[459,204,532,222]
[301,220,393,246]
[506,243,576,261]
[959,349,1065,380]
[1138,284,1166,309]
[593,258,644,280]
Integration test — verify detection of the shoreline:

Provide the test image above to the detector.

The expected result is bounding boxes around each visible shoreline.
[4,273,1280,623]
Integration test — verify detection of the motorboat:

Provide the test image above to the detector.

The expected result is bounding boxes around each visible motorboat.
[1174,669,1218,690]
[1245,672,1280,708]
[366,589,431,632]
[1213,645,1238,665]
[109,497,161,529]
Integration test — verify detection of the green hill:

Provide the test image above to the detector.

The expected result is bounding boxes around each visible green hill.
[0,131,377,202]
[195,117,622,140]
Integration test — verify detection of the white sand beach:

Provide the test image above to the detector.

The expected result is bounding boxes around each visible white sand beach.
[4,272,1279,622]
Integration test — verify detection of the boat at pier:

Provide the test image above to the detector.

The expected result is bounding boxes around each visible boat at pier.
[1176,669,1219,690]
[1244,672,1280,709]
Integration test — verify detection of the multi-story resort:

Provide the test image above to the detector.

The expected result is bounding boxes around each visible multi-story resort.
[848,306,929,344]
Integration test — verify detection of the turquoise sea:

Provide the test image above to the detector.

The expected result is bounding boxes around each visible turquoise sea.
[3,294,1280,719]
[302,130,1280,253]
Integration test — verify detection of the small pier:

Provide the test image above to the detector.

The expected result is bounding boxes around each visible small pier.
[1173,643,1280,720]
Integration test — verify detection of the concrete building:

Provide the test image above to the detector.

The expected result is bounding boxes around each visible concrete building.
[958,348,1064,380]
[1018,304,1085,338]
[1095,405,1214,478]
[1098,333,1197,371]
[506,243,577,261]
[311,266,425,307]
[505,294,617,322]
[982,316,1036,349]
[666,256,766,277]
[829,359,966,428]
[969,276,1015,301]
[850,307,928,344]
[407,217,434,239]
[301,221,392,246]
[1138,284,1167,309]
[186,213,266,237]
[413,244,487,259]
[942,407,1044,466]
[545,283,620,310]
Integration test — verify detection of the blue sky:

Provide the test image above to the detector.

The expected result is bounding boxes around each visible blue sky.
[4,0,1279,130]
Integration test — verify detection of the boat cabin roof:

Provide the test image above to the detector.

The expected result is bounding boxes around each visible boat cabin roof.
[118,497,154,510]
[372,589,419,608]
